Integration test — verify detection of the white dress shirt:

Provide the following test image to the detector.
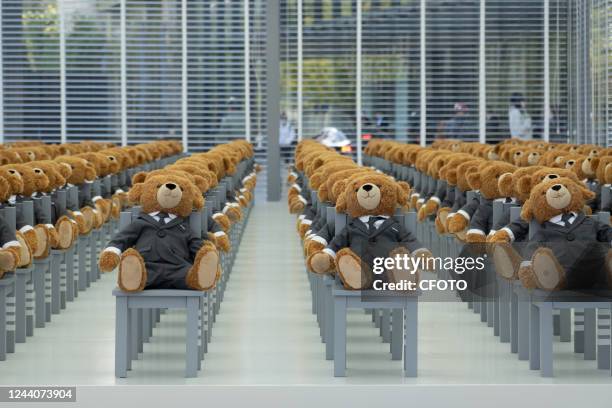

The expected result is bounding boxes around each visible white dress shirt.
[358,215,389,230]
[149,211,177,224]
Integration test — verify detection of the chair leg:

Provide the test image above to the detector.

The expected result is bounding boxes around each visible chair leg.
[185,297,199,378]
[333,297,347,377]
[115,297,128,378]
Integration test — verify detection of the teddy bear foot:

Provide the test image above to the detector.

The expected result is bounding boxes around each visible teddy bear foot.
[118,248,147,292]
[387,248,419,288]
[33,225,50,259]
[492,243,522,280]
[336,248,370,290]
[56,216,74,249]
[531,247,566,291]
[186,246,220,291]
[15,231,32,268]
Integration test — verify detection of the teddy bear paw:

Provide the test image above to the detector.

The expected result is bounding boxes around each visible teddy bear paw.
[487,229,511,243]
[15,231,32,268]
[518,262,538,290]
[214,232,231,253]
[307,251,333,275]
[99,249,121,273]
[335,248,371,290]
[117,248,147,292]
[186,245,220,291]
[0,249,18,275]
[446,213,468,234]
[32,225,50,259]
[305,240,325,257]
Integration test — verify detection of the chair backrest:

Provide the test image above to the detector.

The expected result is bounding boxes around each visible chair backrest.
[601,186,611,210]
[334,210,347,238]
[3,206,16,230]
[67,185,79,210]
[20,201,34,226]
[596,211,610,226]
[326,206,335,236]
[492,200,504,227]
[510,206,521,222]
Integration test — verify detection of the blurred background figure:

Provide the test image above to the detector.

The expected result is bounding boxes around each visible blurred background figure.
[444,102,472,139]
[508,92,533,140]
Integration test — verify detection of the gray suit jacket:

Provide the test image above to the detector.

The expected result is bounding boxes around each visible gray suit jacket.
[107,213,204,289]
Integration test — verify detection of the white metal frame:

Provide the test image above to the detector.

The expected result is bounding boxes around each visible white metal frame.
[181,0,188,152]
[479,0,486,144]
[120,0,127,146]
[297,0,303,142]
[356,0,363,164]
[420,0,426,147]
[544,0,551,142]
[58,0,67,143]
[244,0,251,142]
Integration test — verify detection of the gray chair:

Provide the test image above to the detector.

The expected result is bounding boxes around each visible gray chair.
[0,273,15,360]
[112,207,210,378]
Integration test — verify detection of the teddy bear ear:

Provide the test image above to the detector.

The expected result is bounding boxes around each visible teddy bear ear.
[127,183,144,204]
[520,199,533,221]
[192,185,204,210]
[591,157,600,171]
[517,176,533,196]
[498,173,514,196]
[578,185,596,202]
[192,175,209,193]
[335,191,347,213]
[396,181,410,207]
[132,171,148,185]
[466,172,481,190]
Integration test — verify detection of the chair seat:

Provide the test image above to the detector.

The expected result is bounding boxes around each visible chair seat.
[112,288,205,297]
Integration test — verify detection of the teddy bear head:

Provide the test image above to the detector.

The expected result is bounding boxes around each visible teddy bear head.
[26,161,65,193]
[3,163,49,196]
[128,174,204,218]
[595,156,612,184]
[336,174,408,218]
[321,168,372,204]
[0,165,24,195]
[498,166,543,202]
[521,177,595,224]
[310,161,357,191]
[454,159,482,191]
[466,161,517,200]
[0,150,22,165]
[568,156,597,180]
[133,168,209,194]
[54,156,97,185]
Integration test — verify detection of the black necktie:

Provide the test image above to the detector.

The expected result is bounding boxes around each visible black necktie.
[561,213,573,226]
[367,216,383,230]
[157,212,169,225]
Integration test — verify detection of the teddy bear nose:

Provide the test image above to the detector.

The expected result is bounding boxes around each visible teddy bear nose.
[165,183,177,190]
[552,184,562,191]
[362,184,374,192]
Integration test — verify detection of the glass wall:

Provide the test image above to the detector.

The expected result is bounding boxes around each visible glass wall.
[1,0,266,151]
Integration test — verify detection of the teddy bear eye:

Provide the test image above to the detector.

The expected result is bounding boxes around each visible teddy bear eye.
[8,170,15,174]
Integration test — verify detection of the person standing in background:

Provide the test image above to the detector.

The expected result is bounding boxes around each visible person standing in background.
[508,93,533,140]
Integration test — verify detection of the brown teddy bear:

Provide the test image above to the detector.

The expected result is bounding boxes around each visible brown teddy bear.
[447,161,517,243]
[307,173,431,290]
[54,156,98,234]
[493,177,612,290]
[98,173,220,292]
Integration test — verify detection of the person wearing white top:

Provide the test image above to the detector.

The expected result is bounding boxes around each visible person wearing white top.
[508,92,533,140]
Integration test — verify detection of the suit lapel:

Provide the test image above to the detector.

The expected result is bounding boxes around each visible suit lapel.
[163,216,184,229]
[568,213,586,233]
[350,217,369,235]
[370,217,395,238]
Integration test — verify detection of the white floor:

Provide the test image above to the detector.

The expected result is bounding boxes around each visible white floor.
[1,198,611,385]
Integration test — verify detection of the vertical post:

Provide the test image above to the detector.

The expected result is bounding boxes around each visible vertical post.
[544,0,550,142]
[244,0,251,142]
[297,0,303,141]
[479,0,486,144]
[59,0,67,143]
[182,0,188,152]
[120,0,128,146]
[356,0,362,164]
[420,0,426,147]
[0,0,3,143]
[266,0,281,201]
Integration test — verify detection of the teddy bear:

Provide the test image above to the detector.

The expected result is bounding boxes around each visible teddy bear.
[447,161,517,243]
[492,177,612,290]
[0,179,22,277]
[54,156,98,234]
[98,173,220,292]
[26,160,78,250]
[132,169,231,253]
[307,173,431,290]
[444,159,488,238]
